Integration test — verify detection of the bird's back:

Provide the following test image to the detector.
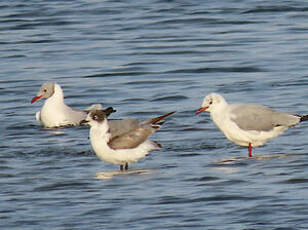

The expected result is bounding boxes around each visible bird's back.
[230,104,300,132]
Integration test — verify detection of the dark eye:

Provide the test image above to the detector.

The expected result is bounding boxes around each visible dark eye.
[209,100,213,105]
[43,89,47,93]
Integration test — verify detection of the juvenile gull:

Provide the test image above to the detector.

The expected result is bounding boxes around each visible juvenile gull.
[196,93,308,157]
[31,82,116,128]
[85,110,175,171]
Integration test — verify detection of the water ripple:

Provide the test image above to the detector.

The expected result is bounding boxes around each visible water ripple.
[2,1,308,229]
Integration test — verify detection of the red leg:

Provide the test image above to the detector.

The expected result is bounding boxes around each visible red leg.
[120,165,124,171]
[248,143,252,157]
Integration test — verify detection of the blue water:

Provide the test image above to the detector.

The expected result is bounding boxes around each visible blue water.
[2,1,308,229]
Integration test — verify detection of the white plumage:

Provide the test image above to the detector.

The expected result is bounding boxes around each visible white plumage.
[31,82,114,128]
[196,93,308,157]
[86,110,175,170]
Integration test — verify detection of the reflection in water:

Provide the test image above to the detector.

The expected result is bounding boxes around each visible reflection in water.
[216,153,298,164]
[96,169,152,180]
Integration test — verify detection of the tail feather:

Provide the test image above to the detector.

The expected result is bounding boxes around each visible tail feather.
[300,115,308,122]
[144,111,176,125]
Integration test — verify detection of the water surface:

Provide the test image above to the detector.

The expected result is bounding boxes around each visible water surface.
[1,1,308,229]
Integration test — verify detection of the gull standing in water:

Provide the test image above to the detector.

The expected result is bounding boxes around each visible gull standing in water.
[196,93,308,157]
[84,110,175,171]
[31,82,115,128]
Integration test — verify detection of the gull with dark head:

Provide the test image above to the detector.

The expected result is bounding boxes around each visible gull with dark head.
[196,93,308,157]
[85,110,175,171]
[31,82,115,128]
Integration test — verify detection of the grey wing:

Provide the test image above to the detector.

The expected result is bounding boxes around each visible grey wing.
[66,109,87,124]
[230,104,300,131]
[108,125,156,149]
[108,118,140,139]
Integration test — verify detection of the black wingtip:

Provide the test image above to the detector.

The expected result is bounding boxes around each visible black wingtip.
[104,107,117,117]
[153,141,162,148]
[80,119,88,125]
[300,115,308,122]
[147,111,176,125]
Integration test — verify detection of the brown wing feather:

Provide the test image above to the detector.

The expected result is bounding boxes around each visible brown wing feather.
[108,111,175,149]
[108,126,156,149]
[108,118,140,139]
[143,111,176,125]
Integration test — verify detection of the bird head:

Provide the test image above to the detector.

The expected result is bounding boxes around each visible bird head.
[196,93,226,114]
[31,82,56,103]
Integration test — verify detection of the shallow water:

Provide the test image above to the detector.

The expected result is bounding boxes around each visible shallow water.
[2,1,308,229]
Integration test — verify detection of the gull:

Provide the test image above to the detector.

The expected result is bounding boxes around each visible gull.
[196,93,308,157]
[84,110,176,171]
[31,82,116,128]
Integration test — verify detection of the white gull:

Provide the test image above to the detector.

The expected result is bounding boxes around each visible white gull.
[31,82,115,128]
[84,110,175,171]
[196,93,308,157]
